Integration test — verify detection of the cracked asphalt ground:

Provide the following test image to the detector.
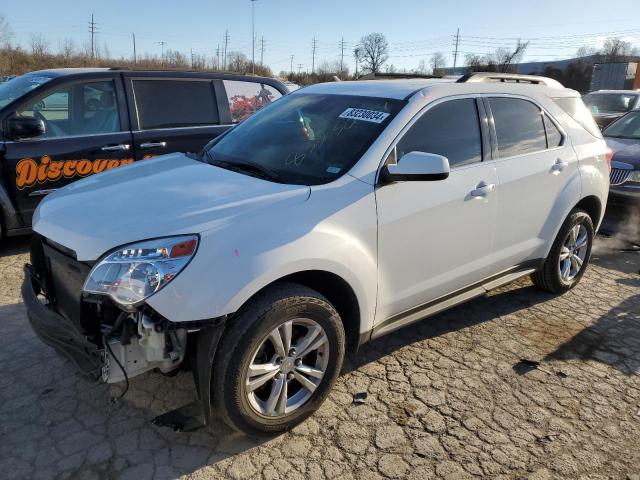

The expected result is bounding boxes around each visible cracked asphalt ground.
[1,212,639,480]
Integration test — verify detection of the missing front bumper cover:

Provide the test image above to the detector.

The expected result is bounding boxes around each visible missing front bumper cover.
[22,265,102,380]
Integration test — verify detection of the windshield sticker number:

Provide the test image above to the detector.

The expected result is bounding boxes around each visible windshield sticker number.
[339,108,390,124]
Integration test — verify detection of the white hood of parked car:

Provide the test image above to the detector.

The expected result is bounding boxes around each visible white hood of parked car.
[33,153,310,260]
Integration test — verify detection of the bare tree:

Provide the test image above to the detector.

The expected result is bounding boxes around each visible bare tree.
[576,45,597,58]
[29,34,49,60]
[430,52,445,75]
[359,32,388,74]
[58,38,76,64]
[602,38,636,62]
[491,40,529,72]
[0,14,12,47]
[415,59,428,75]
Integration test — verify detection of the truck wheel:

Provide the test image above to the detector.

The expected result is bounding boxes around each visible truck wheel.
[211,283,345,435]
[532,209,594,294]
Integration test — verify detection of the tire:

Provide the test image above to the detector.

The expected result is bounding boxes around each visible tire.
[211,282,345,435]
[532,209,594,294]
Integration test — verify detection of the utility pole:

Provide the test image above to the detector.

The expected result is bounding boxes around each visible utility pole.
[132,33,136,65]
[311,37,317,73]
[251,0,257,75]
[339,36,346,76]
[297,63,303,75]
[290,54,294,75]
[260,36,265,65]
[88,14,97,59]
[223,30,230,70]
[453,28,460,74]
[158,41,166,67]
[216,44,220,70]
[190,48,194,69]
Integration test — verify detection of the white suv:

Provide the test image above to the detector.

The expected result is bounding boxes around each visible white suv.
[23,73,610,435]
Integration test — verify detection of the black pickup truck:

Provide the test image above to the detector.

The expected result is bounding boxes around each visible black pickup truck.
[0,68,288,239]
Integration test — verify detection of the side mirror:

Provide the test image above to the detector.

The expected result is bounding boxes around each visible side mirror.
[6,116,46,140]
[381,151,450,182]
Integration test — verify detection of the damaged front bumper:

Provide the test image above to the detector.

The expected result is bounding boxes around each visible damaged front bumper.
[22,265,102,379]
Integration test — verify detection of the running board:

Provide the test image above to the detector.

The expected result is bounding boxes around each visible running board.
[371,265,538,340]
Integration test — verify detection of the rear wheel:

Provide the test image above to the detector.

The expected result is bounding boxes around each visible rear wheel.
[532,209,594,294]
[211,283,345,435]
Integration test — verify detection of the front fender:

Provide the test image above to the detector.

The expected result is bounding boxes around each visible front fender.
[146,176,378,335]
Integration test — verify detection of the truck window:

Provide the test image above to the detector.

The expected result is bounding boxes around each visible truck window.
[133,80,219,129]
[223,80,282,123]
[17,80,121,138]
[489,97,547,158]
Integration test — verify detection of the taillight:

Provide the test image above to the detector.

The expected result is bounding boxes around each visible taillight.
[605,147,613,173]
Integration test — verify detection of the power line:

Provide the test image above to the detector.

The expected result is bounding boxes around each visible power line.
[311,37,317,73]
[132,33,136,65]
[453,28,460,74]
[158,41,166,66]
[88,13,97,59]
[223,30,230,70]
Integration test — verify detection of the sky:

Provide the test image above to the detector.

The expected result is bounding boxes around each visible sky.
[2,0,640,74]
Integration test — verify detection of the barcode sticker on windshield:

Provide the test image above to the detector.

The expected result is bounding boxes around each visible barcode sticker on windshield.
[339,108,390,124]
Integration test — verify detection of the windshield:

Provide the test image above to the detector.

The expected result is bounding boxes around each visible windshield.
[0,74,54,109]
[583,92,638,115]
[603,111,640,140]
[206,93,405,185]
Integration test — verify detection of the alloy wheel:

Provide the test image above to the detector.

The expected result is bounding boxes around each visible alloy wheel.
[244,318,329,417]
[558,223,588,282]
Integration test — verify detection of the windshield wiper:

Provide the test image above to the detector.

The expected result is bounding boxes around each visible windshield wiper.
[205,153,283,183]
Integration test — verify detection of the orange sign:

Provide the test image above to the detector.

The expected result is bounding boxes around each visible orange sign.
[16,155,135,190]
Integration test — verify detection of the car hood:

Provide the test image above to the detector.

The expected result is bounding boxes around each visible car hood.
[605,137,640,168]
[33,153,310,260]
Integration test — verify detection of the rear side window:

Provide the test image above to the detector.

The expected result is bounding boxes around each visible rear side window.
[553,97,602,138]
[397,98,482,168]
[543,115,563,148]
[490,97,547,158]
[223,80,283,123]
[133,80,219,129]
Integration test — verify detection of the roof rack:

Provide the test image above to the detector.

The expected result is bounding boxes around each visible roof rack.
[457,72,563,89]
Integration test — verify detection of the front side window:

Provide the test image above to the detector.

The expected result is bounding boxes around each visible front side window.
[396,98,483,168]
[583,92,638,114]
[490,97,547,158]
[133,80,219,129]
[206,93,404,185]
[223,80,283,123]
[603,111,640,140]
[17,80,120,138]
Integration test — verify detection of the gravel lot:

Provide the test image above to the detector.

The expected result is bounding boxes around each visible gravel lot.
[1,214,639,480]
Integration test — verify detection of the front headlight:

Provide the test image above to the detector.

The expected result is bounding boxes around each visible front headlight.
[631,170,640,183]
[83,235,199,307]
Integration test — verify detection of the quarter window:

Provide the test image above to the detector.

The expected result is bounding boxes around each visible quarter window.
[223,80,282,123]
[17,80,121,138]
[489,97,547,157]
[133,80,219,129]
[543,115,563,148]
[396,98,483,168]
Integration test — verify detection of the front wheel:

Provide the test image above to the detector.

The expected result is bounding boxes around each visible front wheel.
[532,209,594,294]
[211,283,345,435]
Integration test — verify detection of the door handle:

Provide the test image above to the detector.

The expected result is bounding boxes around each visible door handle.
[470,181,496,198]
[551,159,569,173]
[140,142,167,149]
[101,144,130,152]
